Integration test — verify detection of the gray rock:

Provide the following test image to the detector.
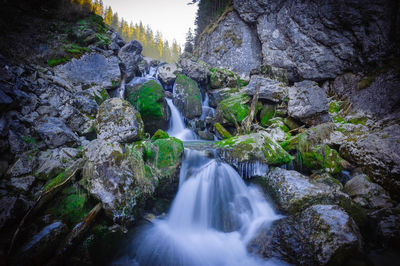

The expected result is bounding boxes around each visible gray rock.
[0,195,32,230]
[344,174,393,209]
[36,117,80,148]
[368,207,400,248]
[178,54,210,84]
[340,124,400,200]
[288,80,329,125]
[7,151,37,177]
[208,88,233,108]
[196,11,261,77]
[158,63,178,86]
[54,53,120,89]
[95,98,144,143]
[60,104,95,136]
[210,68,239,89]
[173,74,202,119]
[249,205,362,265]
[243,75,287,102]
[118,40,143,82]
[9,176,35,192]
[72,95,98,117]
[35,147,79,180]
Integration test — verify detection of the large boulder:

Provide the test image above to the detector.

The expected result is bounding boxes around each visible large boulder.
[249,205,362,265]
[157,63,178,86]
[214,93,250,126]
[82,139,152,223]
[196,11,261,77]
[232,0,400,81]
[118,40,143,82]
[178,53,210,84]
[54,53,120,89]
[127,80,170,135]
[210,68,239,89]
[216,132,292,168]
[95,98,144,143]
[288,80,329,126]
[173,74,202,119]
[243,75,288,103]
[340,124,400,200]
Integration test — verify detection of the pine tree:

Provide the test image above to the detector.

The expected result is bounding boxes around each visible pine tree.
[184,28,194,53]
[103,6,113,25]
[155,31,164,59]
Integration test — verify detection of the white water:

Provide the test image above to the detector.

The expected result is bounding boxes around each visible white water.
[166,98,198,141]
[200,92,215,120]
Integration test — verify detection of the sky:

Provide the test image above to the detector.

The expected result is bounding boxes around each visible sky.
[102,0,198,46]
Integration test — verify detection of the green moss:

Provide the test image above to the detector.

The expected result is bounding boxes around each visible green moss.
[214,45,225,53]
[214,122,231,139]
[263,137,292,165]
[237,78,249,88]
[175,74,202,107]
[267,117,290,132]
[218,93,250,124]
[151,129,169,141]
[48,57,67,67]
[148,137,184,177]
[328,101,343,114]
[347,116,367,126]
[43,170,66,192]
[93,88,109,105]
[300,144,343,174]
[127,80,165,121]
[260,106,275,127]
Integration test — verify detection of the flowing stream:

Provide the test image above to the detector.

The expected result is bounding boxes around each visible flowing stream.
[115,72,282,266]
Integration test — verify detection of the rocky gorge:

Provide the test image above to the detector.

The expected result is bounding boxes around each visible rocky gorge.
[0,0,400,265]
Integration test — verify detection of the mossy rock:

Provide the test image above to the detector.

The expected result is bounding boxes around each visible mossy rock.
[216,132,292,166]
[151,129,170,141]
[214,122,231,139]
[300,144,344,174]
[216,93,250,125]
[260,105,275,127]
[127,80,169,135]
[173,74,202,119]
[210,67,239,89]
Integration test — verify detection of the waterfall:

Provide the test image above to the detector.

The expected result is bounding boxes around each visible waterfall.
[200,92,215,120]
[166,98,198,141]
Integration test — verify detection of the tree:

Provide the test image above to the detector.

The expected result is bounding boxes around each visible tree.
[184,28,194,53]
[103,6,112,25]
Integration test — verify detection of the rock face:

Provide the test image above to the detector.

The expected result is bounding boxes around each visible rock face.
[173,74,202,119]
[340,124,400,200]
[196,11,262,77]
[54,53,120,89]
[210,68,239,89]
[288,80,329,126]
[35,147,79,180]
[127,80,170,135]
[249,205,362,265]
[233,0,399,81]
[118,40,143,82]
[36,117,80,148]
[95,98,144,143]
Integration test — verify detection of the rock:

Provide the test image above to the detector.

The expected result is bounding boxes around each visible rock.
[35,147,79,180]
[18,221,68,265]
[259,104,275,127]
[344,174,393,209]
[216,132,292,167]
[178,54,210,84]
[340,124,400,200]
[255,64,289,84]
[82,139,153,223]
[54,53,120,89]
[151,129,169,141]
[249,205,362,265]
[95,98,144,143]
[243,75,287,102]
[118,40,143,82]
[0,195,32,230]
[214,122,231,139]
[173,74,202,119]
[72,95,98,117]
[368,207,400,248]
[7,151,37,177]
[127,80,170,135]
[208,88,234,108]
[214,93,250,126]
[157,63,178,86]
[196,11,262,77]
[36,117,80,148]
[264,118,290,143]
[238,1,400,81]
[210,68,239,89]
[9,176,35,192]
[60,104,95,137]
[288,80,329,126]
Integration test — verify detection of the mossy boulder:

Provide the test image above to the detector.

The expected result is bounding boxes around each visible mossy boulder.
[264,118,291,143]
[210,67,240,89]
[259,104,275,127]
[95,98,144,143]
[214,122,231,139]
[216,132,292,168]
[127,80,170,135]
[173,74,202,119]
[215,93,250,126]
[151,129,170,141]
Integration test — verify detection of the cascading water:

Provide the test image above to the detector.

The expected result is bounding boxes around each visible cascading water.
[200,92,215,120]
[114,67,282,266]
[166,98,198,141]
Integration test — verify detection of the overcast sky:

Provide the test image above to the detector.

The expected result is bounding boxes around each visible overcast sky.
[102,0,198,46]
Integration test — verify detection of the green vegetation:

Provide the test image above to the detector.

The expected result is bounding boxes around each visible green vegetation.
[93,88,109,105]
[214,122,232,139]
[218,93,250,124]
[175,74,202,107]
[151,129,170,141]
[127,80,165,120]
